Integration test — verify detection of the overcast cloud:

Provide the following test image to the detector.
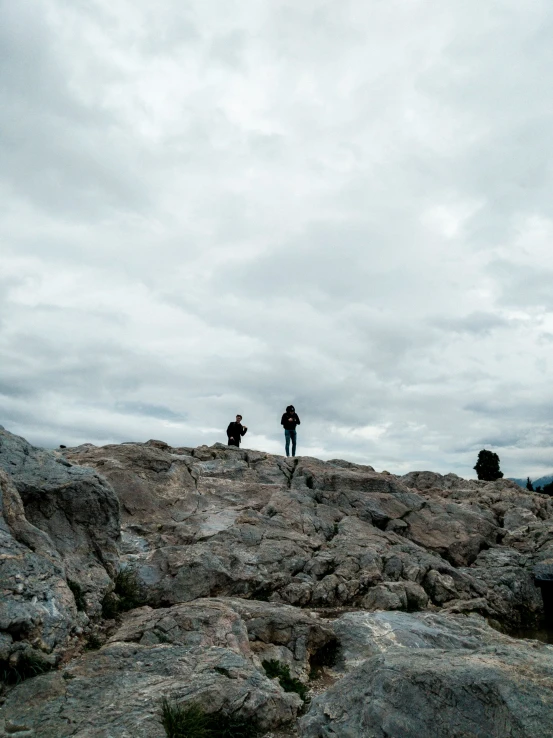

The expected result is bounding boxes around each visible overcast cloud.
[1,0,553,479]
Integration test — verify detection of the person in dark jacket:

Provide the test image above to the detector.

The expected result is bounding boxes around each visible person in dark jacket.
[281,405,300,457]
[227,415,247,447]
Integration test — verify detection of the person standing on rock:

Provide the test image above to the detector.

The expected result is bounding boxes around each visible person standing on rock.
[227,415,248,447]
[281,405,300,457]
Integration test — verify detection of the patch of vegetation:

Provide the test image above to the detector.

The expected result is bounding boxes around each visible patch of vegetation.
[160,699,259,738]
[84,633,103,651]
[262,659,309,702]
[161,700,210,738]
[67,579,87,612]
[0,652,53,686]
[101,568,146,619]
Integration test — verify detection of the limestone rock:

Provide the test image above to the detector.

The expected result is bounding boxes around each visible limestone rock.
[64,441,550,629]
[300,641,553,737]
[0,427,120,615]
[108,600,251,655]
[3,428,553,737]
[0,642,300,737]
[503,506,540,532]
[332,610,513,669]
[211,598,337,677]
[0,470,75,663]
[0,426,121,669]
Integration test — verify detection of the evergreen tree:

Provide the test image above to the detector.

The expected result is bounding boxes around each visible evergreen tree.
[474,450,504,481]
[542,480,553,496]
[526,477,534,491]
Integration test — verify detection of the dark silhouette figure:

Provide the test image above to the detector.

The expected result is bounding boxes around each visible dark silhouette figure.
[281,405,300,457]
[227,414,247,447]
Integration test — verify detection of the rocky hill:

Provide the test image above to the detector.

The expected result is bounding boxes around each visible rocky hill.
[1,425,553,737]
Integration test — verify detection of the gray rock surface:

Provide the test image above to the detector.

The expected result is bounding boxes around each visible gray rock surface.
[300,641,553,737]
[332,610,513,668]
[65,441,551,629]
[0,427,121,671]
[0,427,120,614]
[107,597,336,678]
[0,469,75,663]
[3,428,553,737]
[0,641,300,737]
[211,598,337,677]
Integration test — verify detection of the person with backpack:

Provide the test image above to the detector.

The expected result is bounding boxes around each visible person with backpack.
[227,415,248,447]
[281,405,300,457]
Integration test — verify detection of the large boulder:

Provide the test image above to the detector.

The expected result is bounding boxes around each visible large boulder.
[0,427,120,668]
[211,598,338,677]
[0,642,300,737]
[402,500,498,566]
[332,610,513,669]
[300,644,553,737]
[107,597,337,679]
[107,600,252,655]
[0,470,75,666]
[0,427,120,609]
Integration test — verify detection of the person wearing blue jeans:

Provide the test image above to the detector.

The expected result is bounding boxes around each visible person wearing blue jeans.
[281,405,301,457]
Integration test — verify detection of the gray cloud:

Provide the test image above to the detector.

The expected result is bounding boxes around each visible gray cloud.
[431,312,510,336]
[1,0,553,479]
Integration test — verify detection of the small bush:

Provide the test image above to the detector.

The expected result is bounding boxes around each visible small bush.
[84,633,103,651]
[262,659,309,702]
[67,580,87,612]
[160,699,259,738]
[0,652,53,686]
[161,699,210,738]
[101,568,146,619]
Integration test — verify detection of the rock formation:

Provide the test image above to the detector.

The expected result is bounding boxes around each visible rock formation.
[1,427,553,737]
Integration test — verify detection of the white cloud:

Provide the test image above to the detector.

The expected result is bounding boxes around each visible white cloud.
[1,0,553,479]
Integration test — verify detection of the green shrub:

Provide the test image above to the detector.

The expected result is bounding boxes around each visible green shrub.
[160,699,259,738]
[262,659,309,702]
[161,699,211,738]
[84,633,103,651]
[101,568,146,619]
[0,652,53,685]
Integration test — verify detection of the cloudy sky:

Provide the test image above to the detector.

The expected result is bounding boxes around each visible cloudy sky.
[1,0,553,479]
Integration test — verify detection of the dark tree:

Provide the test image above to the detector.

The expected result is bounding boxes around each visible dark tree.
[542,480,553,496]
[526,477,534,491]
[473,450,503,481]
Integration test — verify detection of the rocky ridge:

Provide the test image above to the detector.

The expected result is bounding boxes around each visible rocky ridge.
[1,426,553,737]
